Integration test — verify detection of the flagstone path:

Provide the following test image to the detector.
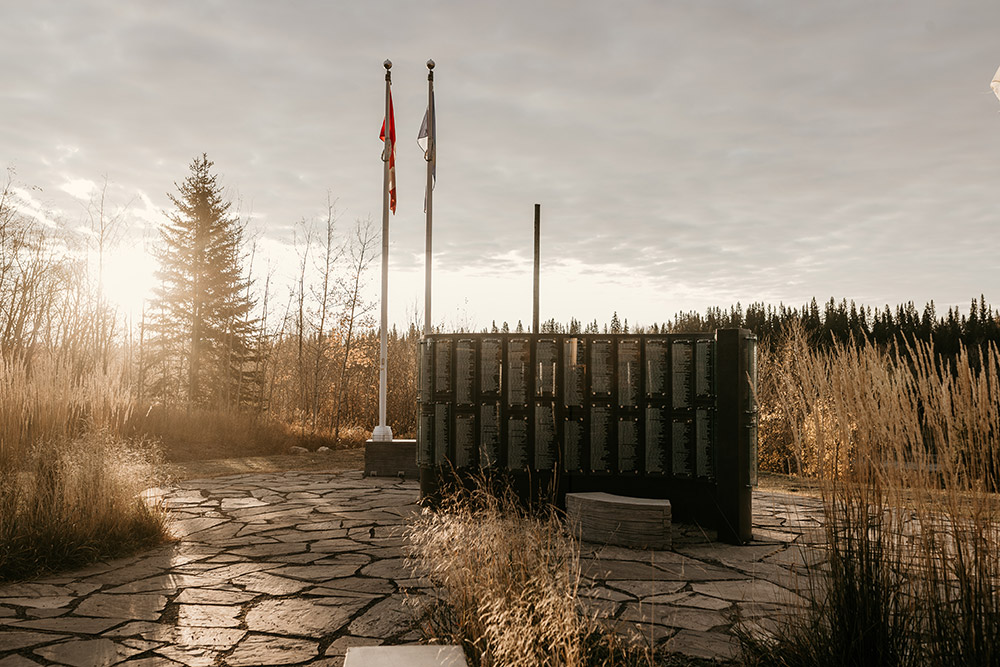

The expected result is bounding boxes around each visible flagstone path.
[0,470,827,666]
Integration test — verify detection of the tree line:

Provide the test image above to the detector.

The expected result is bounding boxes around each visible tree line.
[528,297,1000,357]
[3,155,995,447]
[0,157,418,443]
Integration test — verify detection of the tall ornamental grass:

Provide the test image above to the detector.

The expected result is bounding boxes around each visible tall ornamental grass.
[405,478,651,667]
[0,354,168,581]
[740,325,1000,666]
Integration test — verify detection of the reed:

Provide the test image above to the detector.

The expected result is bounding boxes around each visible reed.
[405,477,652,667]
[0,353,167,581]
[739,324,1000,666]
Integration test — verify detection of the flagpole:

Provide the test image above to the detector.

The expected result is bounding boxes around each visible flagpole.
[373,59,393,442]
[533,203,540,334]
[423,59,435,336]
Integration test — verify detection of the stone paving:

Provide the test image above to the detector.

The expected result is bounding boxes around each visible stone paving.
[0,470,828,666]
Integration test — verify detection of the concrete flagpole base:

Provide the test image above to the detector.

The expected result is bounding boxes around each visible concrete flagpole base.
[364,437,418,480]
[371,425,394,442]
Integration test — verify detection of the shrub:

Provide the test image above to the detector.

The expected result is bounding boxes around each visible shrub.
[738,324,1000,666]
[0,432,169,581]
[405,477,651,667]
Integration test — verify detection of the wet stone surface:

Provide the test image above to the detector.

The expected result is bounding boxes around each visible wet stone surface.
[0,470,825,665]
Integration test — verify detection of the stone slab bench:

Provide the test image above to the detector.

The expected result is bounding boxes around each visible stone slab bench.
[364,439,419,479]
[566,492,672,549]
[344,645,468,666]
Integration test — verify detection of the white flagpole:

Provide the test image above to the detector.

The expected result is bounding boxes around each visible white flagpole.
[373,59,393,442]
[423,59,435,335]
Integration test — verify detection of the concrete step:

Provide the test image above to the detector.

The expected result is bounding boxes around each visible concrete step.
[567,491,671,549]
[344,645,468,667]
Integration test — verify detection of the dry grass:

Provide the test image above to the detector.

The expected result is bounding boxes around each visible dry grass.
[405,476,652,667]
[0,431,169,581]
[0,354,169,581]
[739,324,1000,666]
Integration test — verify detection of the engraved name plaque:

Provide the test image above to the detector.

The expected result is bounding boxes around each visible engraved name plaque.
[672,418,693,477]
[455,413,475,468]
[645,406,668,474]
[590,339,613,397]
[507,416,529,469]
[563,338,586,407]
[534,404,557,470]
[590,406,612,471]
[695,339,714,399]
[618,339,640,407]
[435,339,452,395]
[418,410,434,467]
[480,338,502,395]
[618,417,638,472]
[479,404,500,467]
[507,338,530,406]
[645,339,669,397]
[672,340,692,409]
[455,339,476,405]
[419,340,433,402]
[535,339,557,398]
[434,403,450,465]
[564,418,584,471]
[695,408,714,479]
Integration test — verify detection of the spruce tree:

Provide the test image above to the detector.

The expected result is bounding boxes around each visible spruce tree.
[148,155,257,408]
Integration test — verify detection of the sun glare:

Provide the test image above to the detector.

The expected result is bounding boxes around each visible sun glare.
[99,244,159,317]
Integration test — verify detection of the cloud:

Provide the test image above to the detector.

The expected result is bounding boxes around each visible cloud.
[59,178,97,200]
[1,0,999,325]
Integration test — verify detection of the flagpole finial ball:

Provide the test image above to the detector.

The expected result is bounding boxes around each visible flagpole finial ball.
[427,59,435,69]
[384,59,392,70]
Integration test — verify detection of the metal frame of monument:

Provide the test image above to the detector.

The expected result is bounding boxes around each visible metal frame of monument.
[417,328,759,544]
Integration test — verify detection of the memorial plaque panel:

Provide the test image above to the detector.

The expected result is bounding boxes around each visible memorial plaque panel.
[507,338,530,407]
[419,341,433,403]
[645,407,668,474]
[535,339,558,398]
[747,336,759,486]
[435,339,452,396]
[564,418,584,471]
[455,412,475,468]
[563,338,586,407]
[418,410,434,467]
[590,339,613,397]
[590,406,612,471]
[672,340,693,409]
[618,339,641,407]
[455,339,476,405]
[645,339,669,397]
[479,404,500,467]
[618,417,639,472]
[434,404,451,465]
[507,416,529,470]
[695,408,714,479]
[672,418,694,477]
[695,339,715,399]
[534,403,557,470]
[480,338,502,396]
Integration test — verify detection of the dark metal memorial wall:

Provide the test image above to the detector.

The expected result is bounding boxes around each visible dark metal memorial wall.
[417,329,758,544]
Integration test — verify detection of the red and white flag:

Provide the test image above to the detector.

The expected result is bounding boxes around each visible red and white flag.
[380,91,397,213]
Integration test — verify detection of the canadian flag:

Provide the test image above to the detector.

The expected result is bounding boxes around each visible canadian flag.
[380,91,396,213]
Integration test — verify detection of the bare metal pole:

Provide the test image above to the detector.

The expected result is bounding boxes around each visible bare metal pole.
[533,203,540,334]
[373,60,393,442]
[423,60,435,336]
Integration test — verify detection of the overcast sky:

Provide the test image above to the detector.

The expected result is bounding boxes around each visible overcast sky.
[2,0,999,330]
